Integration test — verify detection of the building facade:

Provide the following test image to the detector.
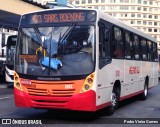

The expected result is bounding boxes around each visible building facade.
[71,0,160,49]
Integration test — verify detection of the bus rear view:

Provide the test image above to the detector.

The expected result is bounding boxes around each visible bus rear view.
[14,9,97,111]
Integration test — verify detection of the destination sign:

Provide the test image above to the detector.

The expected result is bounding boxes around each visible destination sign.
[31,12,85,23]
[21,10,96,25]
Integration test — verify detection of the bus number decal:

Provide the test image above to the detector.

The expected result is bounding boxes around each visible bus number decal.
[65,85,73,89]
[115,70,120,77]
[129,67,140,74]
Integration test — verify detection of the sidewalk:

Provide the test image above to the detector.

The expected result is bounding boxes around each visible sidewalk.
[0,82,13,89]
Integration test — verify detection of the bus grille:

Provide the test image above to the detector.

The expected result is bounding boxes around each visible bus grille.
[24,80,77,97]
[32,100,68,108]
[27,88,75,97]
[21,79,84,108]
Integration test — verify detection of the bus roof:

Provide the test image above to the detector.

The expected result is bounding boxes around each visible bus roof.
[21,8,157,43]
[21,8,93,16]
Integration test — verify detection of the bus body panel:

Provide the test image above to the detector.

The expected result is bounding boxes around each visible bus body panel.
[124,60,137,95]
[14,88,97,111]
[14,77,97,111]
[153,62,159,87]
[97,59,124,106]
[95,10,158,108]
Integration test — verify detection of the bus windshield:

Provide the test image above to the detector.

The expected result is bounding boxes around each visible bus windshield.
[6,45,16,67]
[6,36,17,70]
[15,24,95,76]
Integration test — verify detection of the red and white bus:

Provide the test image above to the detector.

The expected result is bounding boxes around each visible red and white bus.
[14,8,158,115]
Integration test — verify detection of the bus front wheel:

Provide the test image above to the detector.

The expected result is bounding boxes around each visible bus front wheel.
[106,87,120,115]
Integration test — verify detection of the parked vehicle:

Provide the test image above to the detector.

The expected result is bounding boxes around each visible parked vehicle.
[0,60,5,82]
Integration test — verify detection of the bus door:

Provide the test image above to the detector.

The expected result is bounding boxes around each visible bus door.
[97,20,112,106]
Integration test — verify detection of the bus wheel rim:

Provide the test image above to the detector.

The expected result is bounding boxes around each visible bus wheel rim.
[144,85,148,96]
[111,93,117,107]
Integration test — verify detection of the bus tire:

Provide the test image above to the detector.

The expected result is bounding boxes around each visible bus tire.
[106,87,120,115]
[140,78,148,100]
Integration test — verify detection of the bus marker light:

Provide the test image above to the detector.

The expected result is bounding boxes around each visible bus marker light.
[14,73,17,77]
[90,74,94,78]
[80,89,84,93]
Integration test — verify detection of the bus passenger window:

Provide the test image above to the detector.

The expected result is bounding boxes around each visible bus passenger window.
[147,41,153,61]
[99,23,111,69]
[133,35,140,60]
[113,27,124,59]
[125,31,133,59]
[99,27,110,58]
[141,39,147,60]
[153,43,158,61]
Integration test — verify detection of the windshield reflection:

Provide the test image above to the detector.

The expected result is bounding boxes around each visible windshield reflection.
[15,24,95,76]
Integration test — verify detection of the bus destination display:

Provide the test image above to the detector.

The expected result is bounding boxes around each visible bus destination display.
[27,12,86,24]
[21,10,97,25]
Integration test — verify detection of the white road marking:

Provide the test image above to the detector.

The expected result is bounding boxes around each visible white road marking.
[0,96,12,100]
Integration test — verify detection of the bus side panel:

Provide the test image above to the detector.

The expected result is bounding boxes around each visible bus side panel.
[149,62,154,88]
[153,62,158,87]
[141,61,151,88]
[142,61,159,88]
[96,59,124,107]
[124,60,137,96]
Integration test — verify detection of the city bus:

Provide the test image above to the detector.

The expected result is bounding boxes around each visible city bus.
[14,8,158,115]
[5,35,17,82]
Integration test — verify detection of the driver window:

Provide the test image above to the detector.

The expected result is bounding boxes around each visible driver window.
[99,21,111,69]
[99,27,110,58]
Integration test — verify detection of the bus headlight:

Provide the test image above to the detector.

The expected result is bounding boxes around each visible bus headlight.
[14,73,22,91]
[15,76,18,81]
[84,84,90,90]
[80,73,94,93]
[87,78,93,84]
[16,83,21,88]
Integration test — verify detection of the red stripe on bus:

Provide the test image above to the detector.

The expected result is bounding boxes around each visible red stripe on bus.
[96,102,111,110]
[120,90,144,101]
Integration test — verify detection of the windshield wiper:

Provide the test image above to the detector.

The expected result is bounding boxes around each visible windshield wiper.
[33,26,47,49]
[58,23,76,47]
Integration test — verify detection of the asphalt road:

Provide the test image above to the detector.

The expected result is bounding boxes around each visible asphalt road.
[0,83,160,127]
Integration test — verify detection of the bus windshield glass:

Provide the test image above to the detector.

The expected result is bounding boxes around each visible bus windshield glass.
[15,24,95,76]
[6,36,17,70]
[6,45,16,66]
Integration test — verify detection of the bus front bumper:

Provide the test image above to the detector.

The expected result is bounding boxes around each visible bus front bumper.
[14,88,96,111]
